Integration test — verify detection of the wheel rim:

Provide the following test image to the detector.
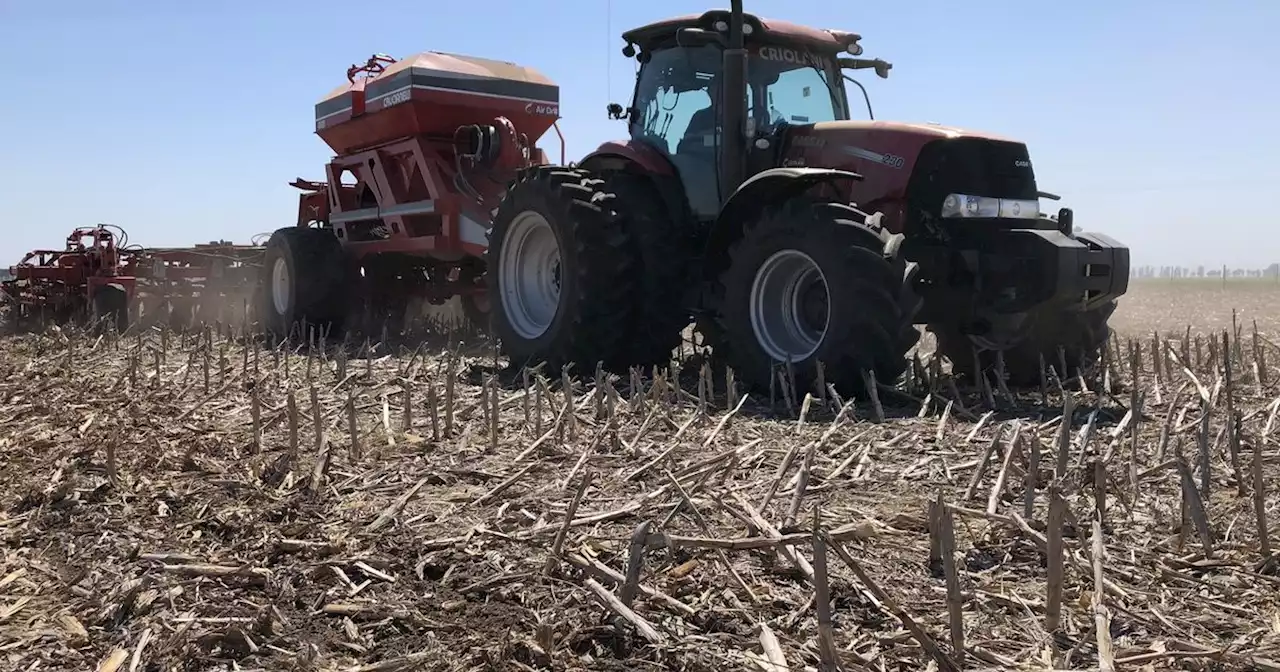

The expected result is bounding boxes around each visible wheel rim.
[271,257,291,315]
[749,249,829,362]
[499,210,562,339]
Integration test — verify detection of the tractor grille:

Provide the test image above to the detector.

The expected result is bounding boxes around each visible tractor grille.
[905,137,1038,230]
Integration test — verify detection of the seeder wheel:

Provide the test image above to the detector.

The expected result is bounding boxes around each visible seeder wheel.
[257,227,348,340]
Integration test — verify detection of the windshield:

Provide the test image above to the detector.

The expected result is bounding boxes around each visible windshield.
[629,44,848,155]
[752,46,848,129]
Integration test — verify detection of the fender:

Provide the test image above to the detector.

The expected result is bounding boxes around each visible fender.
[578,140,676,177]
[578,142,687,228]
[701,167,881,283]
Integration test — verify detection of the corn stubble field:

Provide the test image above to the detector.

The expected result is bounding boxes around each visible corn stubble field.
[3,280,1280,672]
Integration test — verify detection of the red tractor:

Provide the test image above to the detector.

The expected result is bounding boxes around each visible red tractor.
[2,226,134,331]
[257,53,561,339]
[482,2,1129,394]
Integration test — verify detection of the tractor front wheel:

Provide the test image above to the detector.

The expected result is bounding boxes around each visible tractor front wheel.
[712,199,921,399]
[486,168,637,373]
[258,227,348,340]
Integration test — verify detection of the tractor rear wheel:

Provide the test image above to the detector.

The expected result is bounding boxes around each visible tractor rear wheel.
[932,299,1118,387]
[258,227,348,340]
[486,167,637,374]
[604,173,691,368]
[92,283,130,333]
[711,198,921,399]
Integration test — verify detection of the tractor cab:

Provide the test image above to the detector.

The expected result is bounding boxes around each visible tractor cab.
[614,11,873,219]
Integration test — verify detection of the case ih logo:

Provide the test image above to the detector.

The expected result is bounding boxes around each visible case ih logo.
[757,46,826,68]
[525,103,559,116]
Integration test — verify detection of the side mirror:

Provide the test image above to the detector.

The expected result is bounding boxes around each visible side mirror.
[676,27,727,48]
[839,57,893,79]
[606,103,627,120]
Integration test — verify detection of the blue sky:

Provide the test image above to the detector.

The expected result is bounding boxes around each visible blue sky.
[1,0,1276,268]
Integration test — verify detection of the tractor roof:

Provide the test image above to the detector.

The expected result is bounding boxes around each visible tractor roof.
[622,10,857,54]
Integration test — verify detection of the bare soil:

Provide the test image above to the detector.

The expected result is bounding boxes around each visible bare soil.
[1112,279,1280,338]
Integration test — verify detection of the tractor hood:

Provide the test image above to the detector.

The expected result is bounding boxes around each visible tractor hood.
[786,119,1028,184]
[782,119,1037,233]
[806,119,1018,143]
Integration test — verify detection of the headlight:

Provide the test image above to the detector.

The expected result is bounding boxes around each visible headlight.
[940,194,1040,220]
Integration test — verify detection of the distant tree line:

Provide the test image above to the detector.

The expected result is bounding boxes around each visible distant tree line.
[1131,264,1280,279]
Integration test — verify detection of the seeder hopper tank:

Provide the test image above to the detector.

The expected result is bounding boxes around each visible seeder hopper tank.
[315,51,561,155]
